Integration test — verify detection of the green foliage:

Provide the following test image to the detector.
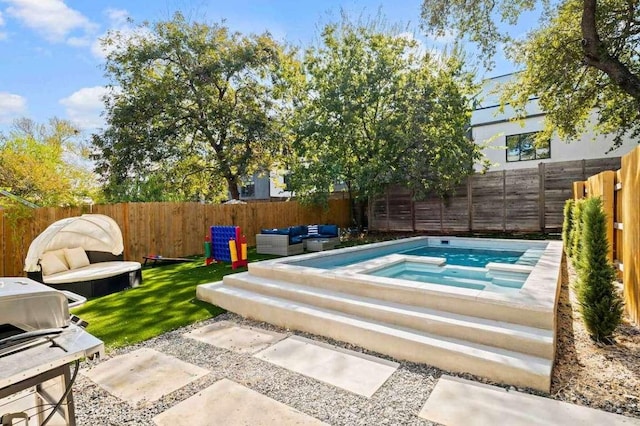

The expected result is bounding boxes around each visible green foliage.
[0,118,99,207]
[570,199,586,266]
[289,15,483,222]
[502,0,640,150]
[421,0,640,150]
[562,199,575,257]
[576,197,623,343]
[92,12,302,202]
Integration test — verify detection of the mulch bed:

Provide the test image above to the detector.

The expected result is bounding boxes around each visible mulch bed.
[552,255,640,417]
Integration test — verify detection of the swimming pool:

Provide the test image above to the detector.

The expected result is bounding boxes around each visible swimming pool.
[197,236,562,391]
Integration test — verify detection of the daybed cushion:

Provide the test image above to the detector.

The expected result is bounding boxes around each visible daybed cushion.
[43,261,142,284]
[64,247,91,269]
[40,251,69,276]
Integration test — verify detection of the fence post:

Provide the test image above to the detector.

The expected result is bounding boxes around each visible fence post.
[467,177,473,232]
[502,170,506,232]
[572,181,586,199]
[539,162,546,231]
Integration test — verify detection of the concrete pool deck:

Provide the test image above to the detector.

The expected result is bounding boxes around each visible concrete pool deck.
[197,236,562,391]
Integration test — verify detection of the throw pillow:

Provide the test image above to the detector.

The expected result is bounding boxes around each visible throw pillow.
[308,224,319,235]
[40,251,69,276]
[64,247,91,270]
[49,248,70,269]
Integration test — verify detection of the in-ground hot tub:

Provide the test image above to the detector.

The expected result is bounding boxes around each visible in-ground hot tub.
[197,236,563,392]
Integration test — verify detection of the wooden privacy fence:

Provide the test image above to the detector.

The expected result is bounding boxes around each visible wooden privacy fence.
[370,157,621,233]
[573,145,640,324]
[0,199,350,277]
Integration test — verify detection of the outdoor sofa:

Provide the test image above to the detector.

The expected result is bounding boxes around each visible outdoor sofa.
[256,224,340,256]
[24,214,142,299]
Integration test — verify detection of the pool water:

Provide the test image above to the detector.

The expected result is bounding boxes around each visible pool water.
[370,262,529,290]
[290,243,542,270]
[401,246,526,268]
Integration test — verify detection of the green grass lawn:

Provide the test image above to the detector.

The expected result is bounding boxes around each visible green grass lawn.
[71,250,276,350]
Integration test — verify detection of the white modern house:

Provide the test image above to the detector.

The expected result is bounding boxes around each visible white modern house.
[472,74,637,171]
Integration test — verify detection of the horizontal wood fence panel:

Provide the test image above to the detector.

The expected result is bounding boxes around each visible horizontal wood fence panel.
[371,157,622,235]
[1,199,350,277]
[441,182,469,232]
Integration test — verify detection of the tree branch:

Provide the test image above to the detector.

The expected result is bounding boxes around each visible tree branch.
[581,0,640,104]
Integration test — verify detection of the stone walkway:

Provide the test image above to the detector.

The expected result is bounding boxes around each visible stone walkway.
[74,314,640,425]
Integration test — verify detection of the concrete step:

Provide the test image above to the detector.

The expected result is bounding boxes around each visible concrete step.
[223,273,554,359]
[247,262,553,329]
[196,282,553,392]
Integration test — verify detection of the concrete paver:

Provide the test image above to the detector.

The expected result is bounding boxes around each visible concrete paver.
[419,375,640,426]
[82,348,209,406]
[153,378,328,426]
[254,335,399,398]
[184,320,286,354]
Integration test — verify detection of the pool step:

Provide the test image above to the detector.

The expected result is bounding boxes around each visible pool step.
[196,281,553,392]
[222,273,554,359]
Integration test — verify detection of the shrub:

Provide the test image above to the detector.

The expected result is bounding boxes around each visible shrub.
[562,199,575,257]
[577,197,623,343]
[570,198,586,265]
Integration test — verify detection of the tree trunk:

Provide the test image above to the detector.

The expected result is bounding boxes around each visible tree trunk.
[581,0,640,104]
[346,181,354,228]
[226,176,240,200]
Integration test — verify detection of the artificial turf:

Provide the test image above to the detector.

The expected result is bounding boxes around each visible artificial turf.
[71,250,276,350]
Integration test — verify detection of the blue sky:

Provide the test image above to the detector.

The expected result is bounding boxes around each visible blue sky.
[0,0,527,136]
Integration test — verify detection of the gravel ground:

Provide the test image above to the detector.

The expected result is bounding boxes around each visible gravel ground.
[74,312,444,426]
[72,256,640,425]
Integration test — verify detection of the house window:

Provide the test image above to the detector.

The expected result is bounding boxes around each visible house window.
[240,180,255,197]
[506,132,550,162]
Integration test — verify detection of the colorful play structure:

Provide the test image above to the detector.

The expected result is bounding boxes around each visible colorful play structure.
[204,225,248,269]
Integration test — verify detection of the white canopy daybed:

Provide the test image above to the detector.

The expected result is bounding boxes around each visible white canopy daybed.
[24,214,141,298]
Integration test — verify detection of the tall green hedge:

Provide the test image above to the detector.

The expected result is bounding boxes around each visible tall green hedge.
[562,199,575,257]
[570,199,586,267]
[577,197,623,343]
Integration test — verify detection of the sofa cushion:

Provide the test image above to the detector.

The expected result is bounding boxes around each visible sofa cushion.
[41,251,69,276]
[64,247,91,269]
[307,224,319,235]
[43,261,142,284]
[318,224,338,237]
[289,225,307,237]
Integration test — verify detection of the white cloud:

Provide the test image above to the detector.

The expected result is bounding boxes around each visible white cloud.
[3,0,97,43]
[105,8,129,27]
[59,86,112,130]
[0,92,27,123]
[91,8,139,59]
[0,10,4,25]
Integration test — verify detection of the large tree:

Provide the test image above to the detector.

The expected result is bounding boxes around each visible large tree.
[289,17,483,227]
[92,12,301,202]
[0,118,98,207]
[421,0,640,148]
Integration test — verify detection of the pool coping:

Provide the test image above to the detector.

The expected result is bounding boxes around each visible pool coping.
[248,237,562,330]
